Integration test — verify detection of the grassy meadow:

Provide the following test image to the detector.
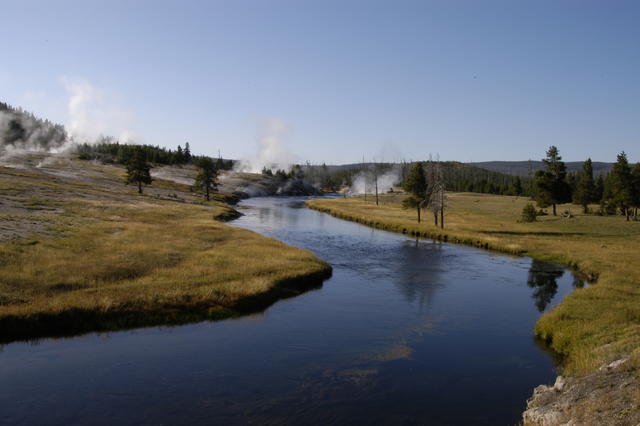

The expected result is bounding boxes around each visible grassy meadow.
[308,193,640,376]
[0,155,330,341]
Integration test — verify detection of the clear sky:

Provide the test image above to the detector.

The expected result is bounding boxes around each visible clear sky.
[1,0,638,164]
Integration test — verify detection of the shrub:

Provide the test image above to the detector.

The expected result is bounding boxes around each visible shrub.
[521,203,537,222]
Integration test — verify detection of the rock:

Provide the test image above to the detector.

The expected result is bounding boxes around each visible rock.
[553,376,566,392]
[599,357,629,372]
[523,406,563,426]
[523,356,639,425]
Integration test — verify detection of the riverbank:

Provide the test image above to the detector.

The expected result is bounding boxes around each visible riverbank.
[0,154,331,342]
[307,193,639,422]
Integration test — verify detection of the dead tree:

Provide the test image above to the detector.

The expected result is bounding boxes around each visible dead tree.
[426,157,447,229]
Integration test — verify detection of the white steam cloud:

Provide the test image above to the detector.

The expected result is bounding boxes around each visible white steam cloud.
[234,117,298,173]
[349,167,401,196]
[63,78,137,144]
[0,79,138,165]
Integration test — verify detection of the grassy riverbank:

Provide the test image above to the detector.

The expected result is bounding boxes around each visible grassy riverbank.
[307,194,640,377]
[0,154,330,342]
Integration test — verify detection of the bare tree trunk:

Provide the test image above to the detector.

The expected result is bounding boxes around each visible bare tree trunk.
[583,204,588,214]
[206,185,210,201]
[552,204,557,216]
[375,169,379,206]
[434,212,437,226]
[440,189,444,229]
[138,181,142,194]
[417,207,421,223]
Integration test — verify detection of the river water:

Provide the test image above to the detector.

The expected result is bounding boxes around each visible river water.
[0,197,582,425]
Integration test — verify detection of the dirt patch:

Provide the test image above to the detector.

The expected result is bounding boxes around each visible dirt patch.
[523,357,640,425]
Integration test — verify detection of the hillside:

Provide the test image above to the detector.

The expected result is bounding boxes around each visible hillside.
[316,161,531,195]
[467,160,613,177]
[0,151,330,342]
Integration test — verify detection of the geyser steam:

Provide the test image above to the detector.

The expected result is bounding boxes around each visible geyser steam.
[235,117,298,173]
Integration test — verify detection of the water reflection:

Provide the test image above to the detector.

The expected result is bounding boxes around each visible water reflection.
[394,240,444,310]
[527,260,563,312]
[0,197,584,426]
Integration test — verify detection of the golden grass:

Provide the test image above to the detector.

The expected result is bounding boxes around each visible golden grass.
[308,193,640,375]
[0,158,330,341]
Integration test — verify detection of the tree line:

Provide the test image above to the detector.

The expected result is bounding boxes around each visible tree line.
[402,160,447,228]
[123,145,220,200]
[532,146,640,220]
[76,140,234,170]
[0,102,67,150]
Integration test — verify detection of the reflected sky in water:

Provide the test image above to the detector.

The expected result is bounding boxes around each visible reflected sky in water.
[0,197,582,425]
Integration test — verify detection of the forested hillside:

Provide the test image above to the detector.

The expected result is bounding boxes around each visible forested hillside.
[0,102,67,151]
[468,160,613,177]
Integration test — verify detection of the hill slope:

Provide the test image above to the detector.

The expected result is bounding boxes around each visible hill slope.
[0,152,330,342]
[467,160,613,177]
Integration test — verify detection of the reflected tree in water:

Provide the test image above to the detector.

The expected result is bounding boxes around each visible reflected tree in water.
[572,275,585,289]
[527,260,564,312]
[394,240,444,311]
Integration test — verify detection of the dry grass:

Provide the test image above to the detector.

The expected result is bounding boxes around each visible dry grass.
[308,193,640,375]
[0,156,330,341]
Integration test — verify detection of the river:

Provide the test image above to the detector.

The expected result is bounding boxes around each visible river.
[0,197,582,425]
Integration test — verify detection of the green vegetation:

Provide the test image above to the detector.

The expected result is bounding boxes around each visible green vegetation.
[521,203,537,222]
[194,157,219,201]
[308,193,640,376]
[534,146,571,216]
[572,158,597,213]
[76,140,235,169]
[0,102,66,151]
[401,161,427,222]
[0,155,330,342]
[125,147,153,194]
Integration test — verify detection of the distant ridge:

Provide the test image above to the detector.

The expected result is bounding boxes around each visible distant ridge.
[466,161,613,177]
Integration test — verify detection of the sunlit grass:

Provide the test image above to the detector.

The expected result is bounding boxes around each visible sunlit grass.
[308,193,640,375]
[0,159,330,341]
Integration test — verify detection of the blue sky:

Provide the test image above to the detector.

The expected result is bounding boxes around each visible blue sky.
[1,0,638,163]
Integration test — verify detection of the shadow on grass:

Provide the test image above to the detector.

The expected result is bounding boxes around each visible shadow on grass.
[0,267,332,345]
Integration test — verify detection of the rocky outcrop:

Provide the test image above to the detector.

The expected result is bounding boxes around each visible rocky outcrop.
[523,357,639,425]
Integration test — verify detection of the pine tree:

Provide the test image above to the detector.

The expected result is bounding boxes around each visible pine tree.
[125,147,153,194]
[512,176,523,196]
[610,152,634,221]
[176,145,184,164]
[632,163,640,219]
[594,173,605,203]
[195,158,218,201]
[534,146,570,215]
[573,158,596,213]
[402,162,427,222]
[184,142,191,162]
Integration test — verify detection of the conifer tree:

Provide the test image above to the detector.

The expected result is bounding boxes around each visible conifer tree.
[512,176,523,196]
[195,157,218,201]
[594,173,605,203]
[534,146,570,215]
[176,145,184,164]
[632,163,640,219]
[125,147,153,194]
[610,152,633,220]
[402,162,427,222]
[573,158,596,213]
[184,142,191,162]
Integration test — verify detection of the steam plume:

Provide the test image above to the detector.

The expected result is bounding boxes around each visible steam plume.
[63,78,137,144]
[234,117,298,173]
[349,166,401,196]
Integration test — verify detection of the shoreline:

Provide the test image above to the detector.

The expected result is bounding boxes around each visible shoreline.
[0,261,332,345]
[0,160,333,345]
[306,196,639,424]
